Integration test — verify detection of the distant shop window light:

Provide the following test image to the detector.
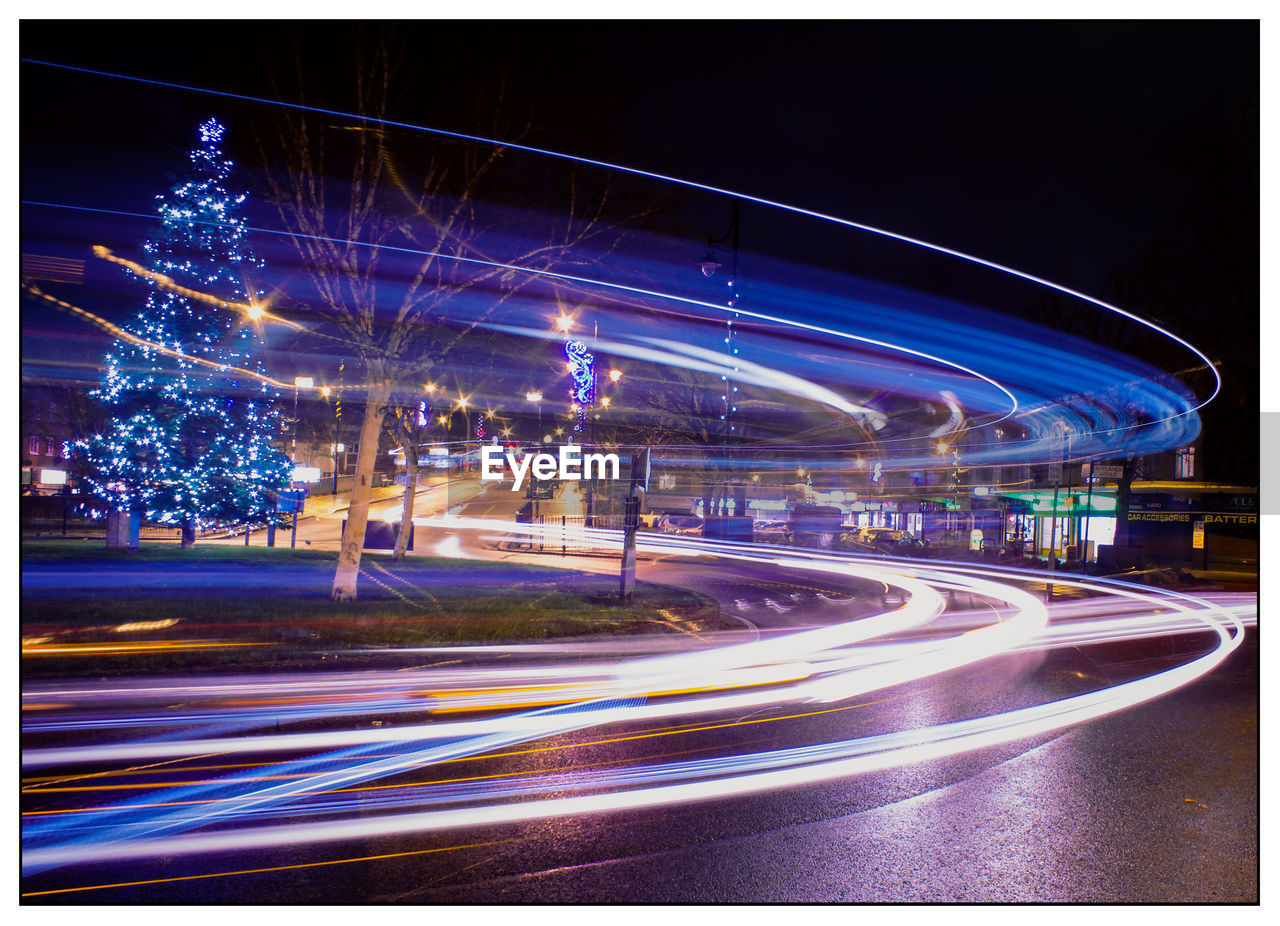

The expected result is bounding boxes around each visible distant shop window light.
[291,465,322,483]
[1176,446,1195,479]
[40,469,67,485]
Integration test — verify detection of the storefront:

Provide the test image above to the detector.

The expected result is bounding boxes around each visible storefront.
[998,490,1118,562]
[1124,487,1257,569]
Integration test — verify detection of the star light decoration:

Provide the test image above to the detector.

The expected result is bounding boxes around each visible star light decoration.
[564,339,595,433]
[71,118,291,530]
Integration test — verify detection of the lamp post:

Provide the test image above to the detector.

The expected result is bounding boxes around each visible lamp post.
[525,390,543,438]
[292,376,314,461]
[454,397,471,467]
[319,385,339,493]
[331,443,345,494]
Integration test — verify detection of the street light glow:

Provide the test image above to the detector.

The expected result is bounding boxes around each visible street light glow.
[294,376,314,389]
[525,391,542,403]
[609,369,622,382]
[555,314,574,333]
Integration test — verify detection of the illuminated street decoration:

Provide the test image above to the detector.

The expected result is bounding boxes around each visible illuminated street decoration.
[68,119,291,531]
[564,338,595,432]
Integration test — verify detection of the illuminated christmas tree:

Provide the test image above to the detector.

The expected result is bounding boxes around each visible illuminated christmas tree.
[73,118,291,544]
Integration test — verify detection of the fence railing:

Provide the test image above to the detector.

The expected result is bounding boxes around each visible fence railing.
[511,514,626,556]
[21,498,275,542]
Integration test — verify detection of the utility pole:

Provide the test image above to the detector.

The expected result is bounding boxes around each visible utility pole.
[620,447,651,603]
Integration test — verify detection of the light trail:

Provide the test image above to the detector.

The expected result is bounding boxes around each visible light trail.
[21,56,1222,420]
[21,524,1248,874]
[22,282,300,393]
[25,195,1205,468]
[89,246,287,327]
[20,839,512,898]
[20,60,1247,885]
[27,200,1017,436]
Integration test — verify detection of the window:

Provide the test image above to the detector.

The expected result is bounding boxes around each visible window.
[1175,446,1195,480]
[28,435,41,454]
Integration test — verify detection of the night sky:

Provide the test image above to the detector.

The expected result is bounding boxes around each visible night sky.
[20,20,1259,473]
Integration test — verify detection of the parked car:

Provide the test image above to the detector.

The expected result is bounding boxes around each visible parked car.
[657,515,704,536]
[834,532,891,556]
[640,509,692,530]
[848,527,915,546]
[752,519,791,542]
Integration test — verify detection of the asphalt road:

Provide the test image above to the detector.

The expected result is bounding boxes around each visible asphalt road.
[20,483,1258,903]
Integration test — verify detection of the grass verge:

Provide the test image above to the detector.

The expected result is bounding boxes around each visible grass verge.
[21,540,721,677]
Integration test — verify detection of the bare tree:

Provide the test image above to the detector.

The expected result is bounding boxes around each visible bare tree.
[258,32,643,598]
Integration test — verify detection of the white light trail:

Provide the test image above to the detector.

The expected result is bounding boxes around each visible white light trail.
[21,521,1249,874]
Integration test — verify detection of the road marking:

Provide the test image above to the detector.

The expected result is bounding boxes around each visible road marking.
[20,839,511,897]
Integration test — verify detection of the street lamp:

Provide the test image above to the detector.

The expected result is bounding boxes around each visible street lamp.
[292,376,314,460]
[330,442,345,494]
[525,390,543,436]
[608,368,622,383]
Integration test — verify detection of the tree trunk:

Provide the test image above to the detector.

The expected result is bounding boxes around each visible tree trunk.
[392,417,420,560]
[180,515,196,549]
[332,384,390,600]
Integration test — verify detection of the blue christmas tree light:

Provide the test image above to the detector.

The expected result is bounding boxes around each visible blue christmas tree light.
[71,118,292,540]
